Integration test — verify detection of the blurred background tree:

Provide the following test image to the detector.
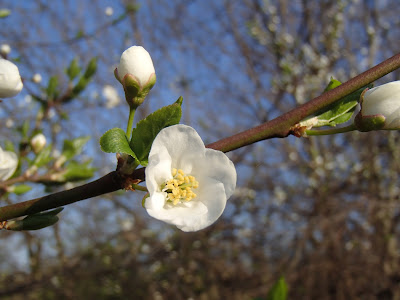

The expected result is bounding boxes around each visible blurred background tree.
[0,0,399,299]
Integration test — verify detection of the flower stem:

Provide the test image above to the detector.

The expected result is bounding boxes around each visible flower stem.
[126,106,136,139]
[131,184,148,192]
[306,124,356,136]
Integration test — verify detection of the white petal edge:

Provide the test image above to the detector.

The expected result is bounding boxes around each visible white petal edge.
[148,124,206,174]
[0,149,18,181]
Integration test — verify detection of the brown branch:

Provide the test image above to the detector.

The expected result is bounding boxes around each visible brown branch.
[0,168,145,222]
[0,52,399,222]
[207,52,400,152]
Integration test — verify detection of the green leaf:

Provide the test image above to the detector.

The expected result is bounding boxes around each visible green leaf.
[62,160,95,182]
[34,207,64,217]
[71,77,89,98]
[267,277,288,300]
[66,58,81,80]
[100,128,138,159]
[83,57,97,79]
[6,208,64,231]
[324,77,342,92]
[314,85,372,127]
[7,215,59,231]
[64,58,96,102]
[20,120,30,139]
[0,9,11,18]
[32,145,53,168]
[62,136,90,160]
[4,140,14,152]
[130,97,182,166]
[9,184,32,195]
[329,111,354,126]
[47,76,59,100]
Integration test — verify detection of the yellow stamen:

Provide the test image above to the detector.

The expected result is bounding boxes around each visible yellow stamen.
[162,168,199,205]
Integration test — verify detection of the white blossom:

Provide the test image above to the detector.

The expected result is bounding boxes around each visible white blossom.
[359,81,400,129]
[102,84,120,108]
[0,146,18,181]
[145,124,237,232]
[0,44,11,55]
[32,73,42,83]
[30,133,46,153]
[0,58,23,98]
[116,46,155,87]
[104,6,114,16]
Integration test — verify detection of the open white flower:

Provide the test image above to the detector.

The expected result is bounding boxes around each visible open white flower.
[145,124,237,232]
[357,81,400,130]
[0,146,18,181]
[0,58,23,98]
[116,46,155,87]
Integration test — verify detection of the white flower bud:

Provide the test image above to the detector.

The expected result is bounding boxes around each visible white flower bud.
[116,46,155,87]
[102,84,120,108]
[32,73,42,83]
[31,133,47,153]
[0,44,11,56]
[105,6,114,16]
[0,58,23,98]
[356,81,400,130]
[0,146,18,181]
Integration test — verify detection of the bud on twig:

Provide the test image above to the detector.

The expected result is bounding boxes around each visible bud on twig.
[0,58,23,98]
[355,81,400,131]
[115,46,156,108]
[31,133,47,153]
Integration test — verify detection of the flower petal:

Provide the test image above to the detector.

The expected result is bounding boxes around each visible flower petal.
[0,59,23,98]
[117,46,155,86]
[0,148,18,181]
[193,148,237,199]
[149,125,205,173]
[145,145,172,194]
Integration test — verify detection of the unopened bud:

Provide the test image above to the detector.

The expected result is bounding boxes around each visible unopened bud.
[32,73,42,83]
[31,133,47,153]
[0,58,23,98]
[355,81,400,131]
[0,44,11,56]
[115,46,156,108]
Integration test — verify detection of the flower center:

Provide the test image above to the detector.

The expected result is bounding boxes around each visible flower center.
[162,168,199,205]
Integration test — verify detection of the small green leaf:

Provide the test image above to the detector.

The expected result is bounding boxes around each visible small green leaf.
[0,9,11,18]
[4,140,14,152]
[32,145,53,168]
[100,128,138,159]
[34,207,64,217]
[328,111,354,126]
[9,184,32,195]
[266,277,288,300]
[6,208,63,231]
[83,57,97,79]
[47,76,59,100]
[71,77,89,98]
[62,160,95,182]
[20,120,30,139]
[130,97,182,166]
[314,85,371,127]
[66,58,81,80]
[62,136,90,160]
[324,77,342,92]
